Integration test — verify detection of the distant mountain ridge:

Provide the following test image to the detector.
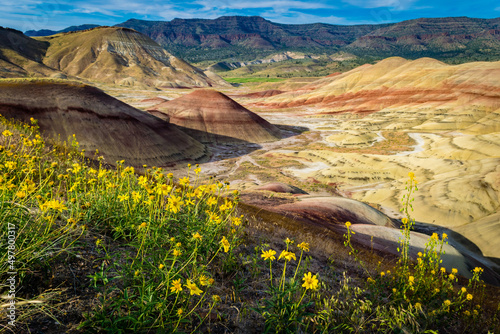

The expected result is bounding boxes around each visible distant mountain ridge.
[113,16,500,63]
[20,15,500,65]
[25,24,100,37]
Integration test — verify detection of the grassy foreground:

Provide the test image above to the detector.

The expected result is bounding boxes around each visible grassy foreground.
[0,116,499,333]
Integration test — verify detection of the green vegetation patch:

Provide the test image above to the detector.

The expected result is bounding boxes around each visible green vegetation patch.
[224,77,287,83]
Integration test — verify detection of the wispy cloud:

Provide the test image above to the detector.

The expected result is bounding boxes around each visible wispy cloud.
[195,0,334,10]
[0,0,499,32]
[342,0,417,10]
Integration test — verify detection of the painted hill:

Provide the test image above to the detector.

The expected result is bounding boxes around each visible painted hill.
[115,16,500,63]
[0,27,60,78]
[256,57,500,262]
[263,56,500,134]
[147,89,282,144]
[0,79,208,166]
[37,27,226,88]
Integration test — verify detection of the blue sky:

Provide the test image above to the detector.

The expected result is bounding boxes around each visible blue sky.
[1,0,499,32]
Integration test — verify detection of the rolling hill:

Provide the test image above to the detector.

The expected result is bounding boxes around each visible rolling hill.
[0,79,208,166]
[37,27,228,88]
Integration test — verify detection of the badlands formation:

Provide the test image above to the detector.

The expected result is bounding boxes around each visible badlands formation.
[0,26,228,88]
[147,89,282,144]
[0,80,207,166]
[241,57,500,266]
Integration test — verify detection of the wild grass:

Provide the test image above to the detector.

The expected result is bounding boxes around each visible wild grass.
[0,116,499,333]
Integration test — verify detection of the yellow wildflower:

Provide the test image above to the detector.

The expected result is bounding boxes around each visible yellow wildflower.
[4,161,16,170]
[159,264,165,270]
[177,308,183,316]
[168,195,184,213]
[452,268,458,274]
[302,272,319,290]
[192,232,202,241]
[466,294,473,301]
[131,191,142,203]
[345,221,351,228]
[199,275,210,286]
[408,172,415,180]
[173,249,182,257]
[212,295,221,302]
[207,196,218,206]
[118,194,129,202]
[261,249,276,261]
[178,177,190,186]
[220,236,230,252]
[461,287,466,294]
[415,302,422,310]
[139,222,147,228]
[278,250,296,261]
[185,279,203,296]
[380,271,385,277]
[2,130,13,137]
[449,274,455,280]
[442,233,448,240]
[297,242,310,252]
[444,300,451,307]
[232,216,242,226]
[170,279,182,293]
[15,191,26,199]
[40,199,67,212]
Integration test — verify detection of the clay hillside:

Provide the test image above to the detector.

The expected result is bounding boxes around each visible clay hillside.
[36,27,228,88]
[148,89,282,144]
[263,56,500,134]
[0,79,208,166]
[0,27,60,78]
[255,57,500,262]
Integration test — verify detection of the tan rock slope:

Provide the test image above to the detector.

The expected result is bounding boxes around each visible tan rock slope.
[148,89,282,144]
[36,27,227,88]
[0,79,207,166]
[264,57,500,134]
[254,58,500,263]
[0,27,60,78]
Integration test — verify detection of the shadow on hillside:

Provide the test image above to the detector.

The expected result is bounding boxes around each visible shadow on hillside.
[174,123,309,162]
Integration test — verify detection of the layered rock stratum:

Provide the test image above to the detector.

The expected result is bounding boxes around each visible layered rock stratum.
[1,26,228,88]
[0,79,207,166]
[147,89,282,144]
[37,27,226,88]
[252,57,500,262]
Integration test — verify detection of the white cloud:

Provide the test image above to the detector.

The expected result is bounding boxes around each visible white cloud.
[195,0,334,10]
[342,0,417,10]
